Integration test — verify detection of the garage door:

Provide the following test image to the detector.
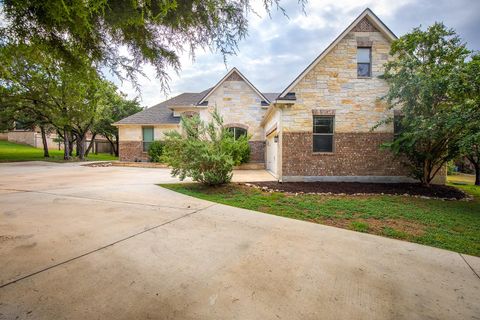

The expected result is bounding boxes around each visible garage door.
[266,134,277,176]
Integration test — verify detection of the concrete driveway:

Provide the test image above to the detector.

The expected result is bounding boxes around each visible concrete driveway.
[0,162,478,319]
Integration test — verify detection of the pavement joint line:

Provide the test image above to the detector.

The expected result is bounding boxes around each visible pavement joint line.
[0,203,217,290]
[459,253,480,280]
[0,188,204,211]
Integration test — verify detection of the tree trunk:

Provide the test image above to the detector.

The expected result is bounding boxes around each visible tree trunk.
[465,156,479,186]
[105,136,117,156]
[63,128,71,160]
[68,135,75,157]
[76,137,80,157]
[115,134,119,157]
[85,133,96,157]
[422,160,431,187]
[77,135,87,160]
[475,165,480,186]
[40,125,49,158]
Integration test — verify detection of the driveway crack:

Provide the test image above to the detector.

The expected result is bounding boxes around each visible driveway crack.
[459,253,480,280]
[0,203,216,289]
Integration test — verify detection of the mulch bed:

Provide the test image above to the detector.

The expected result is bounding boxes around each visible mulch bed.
[246,181,468,200]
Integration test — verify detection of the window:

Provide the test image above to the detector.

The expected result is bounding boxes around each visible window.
[357,47,371,77]
[227,127,247,140]
[394,114,404,138]
[142,127,154,152]
[313,116,334,152]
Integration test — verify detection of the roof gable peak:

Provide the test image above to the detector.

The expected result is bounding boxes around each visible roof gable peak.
[197,67,271,104]
[278,8,397,98]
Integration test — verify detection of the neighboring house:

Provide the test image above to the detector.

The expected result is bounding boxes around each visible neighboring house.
[115,8,446,184]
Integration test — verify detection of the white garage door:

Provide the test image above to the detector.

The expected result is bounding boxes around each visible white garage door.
[266,134,277,176]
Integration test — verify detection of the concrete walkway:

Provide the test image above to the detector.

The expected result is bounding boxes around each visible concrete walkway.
[0,161,478,319]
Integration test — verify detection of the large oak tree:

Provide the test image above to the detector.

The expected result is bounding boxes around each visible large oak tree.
[0,0,296,88]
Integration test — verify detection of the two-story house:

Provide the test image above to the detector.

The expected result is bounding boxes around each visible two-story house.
[114,8,446,184]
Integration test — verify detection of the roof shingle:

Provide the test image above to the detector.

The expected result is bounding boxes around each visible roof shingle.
[115,89,280,125]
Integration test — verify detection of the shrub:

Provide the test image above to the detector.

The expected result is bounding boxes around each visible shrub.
[162,110,251,185]
[222,131,250,165]
[148,140,165,162]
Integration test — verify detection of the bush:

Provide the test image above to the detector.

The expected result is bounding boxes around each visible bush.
[148,140,165,162]
[222,131,250,165]
[162,110,251,185]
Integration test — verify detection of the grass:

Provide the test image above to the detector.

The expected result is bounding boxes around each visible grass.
[160,180,480,256]
[0,140,117,162]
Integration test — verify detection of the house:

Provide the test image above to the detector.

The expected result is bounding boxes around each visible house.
[115,8,446,184]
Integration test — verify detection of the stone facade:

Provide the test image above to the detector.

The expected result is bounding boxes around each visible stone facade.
[277,19,415,180]
[282,132,411,178]
[282,29,393,133]
[200,76,267,141]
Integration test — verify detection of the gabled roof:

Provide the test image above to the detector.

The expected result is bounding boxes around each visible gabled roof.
[198,67,272,104]
[115,87,281,126]
[278,8,397,98]
[114,89,211,125]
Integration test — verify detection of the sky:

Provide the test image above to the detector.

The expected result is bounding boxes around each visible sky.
[114,0,480,108]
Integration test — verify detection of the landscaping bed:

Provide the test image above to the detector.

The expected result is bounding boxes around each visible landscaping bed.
[245,181,468,200]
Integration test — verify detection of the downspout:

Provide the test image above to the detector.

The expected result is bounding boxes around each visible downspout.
[278,107,283,182]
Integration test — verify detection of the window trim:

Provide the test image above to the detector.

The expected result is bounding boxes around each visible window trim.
[313,115,335,153]
[227,127,248,141]
[142,126,154,152]
[357,47,372,78]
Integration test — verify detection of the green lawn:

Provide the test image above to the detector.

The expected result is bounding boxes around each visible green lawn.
[160,181,480,256]
[0,140,117,162]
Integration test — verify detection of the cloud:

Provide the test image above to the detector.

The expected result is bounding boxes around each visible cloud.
[114,0,480,107]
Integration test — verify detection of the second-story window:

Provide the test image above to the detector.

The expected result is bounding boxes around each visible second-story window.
[357,47,372,77]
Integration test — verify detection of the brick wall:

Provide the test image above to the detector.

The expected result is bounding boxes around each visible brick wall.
[249,141,265,163]
[119,141,148,162]
[282,132,410,177]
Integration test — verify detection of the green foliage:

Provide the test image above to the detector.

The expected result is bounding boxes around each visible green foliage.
[455,54,480,185]
[350,221,369,233]
[94,93,143,156]
[447,161,457,175]
[148,140,165,163]
[0,43,140,160]
[162,109,251,185]
[0,0,301,87]
[379,23,475,185]
[222,130,251,165]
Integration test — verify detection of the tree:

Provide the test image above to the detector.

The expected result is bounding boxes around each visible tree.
[0,0,299,88]
[0,100,52,157]
[162,110,250,185]
[94,93,142,157]
[379,23,472,186]
[456,54,480,185]
[0,43,116,160]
